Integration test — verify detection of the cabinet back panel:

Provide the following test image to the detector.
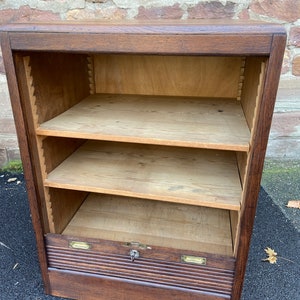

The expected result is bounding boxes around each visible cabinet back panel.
[94,54,243,98]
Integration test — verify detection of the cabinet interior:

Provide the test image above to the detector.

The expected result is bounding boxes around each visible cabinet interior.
[15,51,267,257]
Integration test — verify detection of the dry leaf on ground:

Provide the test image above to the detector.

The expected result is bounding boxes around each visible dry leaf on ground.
[264,247,277,257]
[263,255,277,264]
[287,200,300,209]
[262,247,277,264]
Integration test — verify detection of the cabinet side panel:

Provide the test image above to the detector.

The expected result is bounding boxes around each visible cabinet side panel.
[42,137,84,173]
[232,34,286,300]
[27,52,91,124]
[229,210,239,253]
[236,152,247,189]
[94,55,242,98]
[240,57,267,132]
[14,54,52,232]
[0,32,51,293]
[49,188,87,234]
[41,137,85,233]
[234,58,267,255]
[14,52,90,232]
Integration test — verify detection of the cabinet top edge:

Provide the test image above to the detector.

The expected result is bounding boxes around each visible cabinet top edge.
[0,20,286,35]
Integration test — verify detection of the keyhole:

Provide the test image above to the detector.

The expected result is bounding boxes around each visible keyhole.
[129,249,140,262]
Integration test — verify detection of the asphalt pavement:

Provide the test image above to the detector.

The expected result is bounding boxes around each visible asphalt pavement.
[0,172,299,300]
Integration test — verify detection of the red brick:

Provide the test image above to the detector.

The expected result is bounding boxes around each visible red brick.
[238,9,250,20]
[136,4,183,19]
[289,27,300,47]
[67,7,126,20]
[250,0,300,22]
[0,5,60,24]
[292,55,300,76]
[187,1,236,19]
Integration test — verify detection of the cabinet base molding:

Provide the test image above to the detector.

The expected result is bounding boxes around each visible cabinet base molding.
[48,268,231,300]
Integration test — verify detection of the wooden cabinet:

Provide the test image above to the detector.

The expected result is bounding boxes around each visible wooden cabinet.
[0,21,285,299]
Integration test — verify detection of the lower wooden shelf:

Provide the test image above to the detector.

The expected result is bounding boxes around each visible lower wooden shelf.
[45,141,242,210]
[62,193,234,256]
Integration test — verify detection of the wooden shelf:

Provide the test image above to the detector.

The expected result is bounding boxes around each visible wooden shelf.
[45,141,242,210]
[37,94,251,151]
[62,194,234,256]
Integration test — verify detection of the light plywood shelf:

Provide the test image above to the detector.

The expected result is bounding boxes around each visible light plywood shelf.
[45,141,242,211]
[62,193,234,256]
[37,94,251,151]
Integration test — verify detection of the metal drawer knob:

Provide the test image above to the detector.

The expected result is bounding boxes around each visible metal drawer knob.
[129,249,140,262]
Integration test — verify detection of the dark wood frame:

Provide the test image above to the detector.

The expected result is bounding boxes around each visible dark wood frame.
[1,21,286,300]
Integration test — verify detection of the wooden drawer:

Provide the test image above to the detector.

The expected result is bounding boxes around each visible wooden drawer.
[46,234,235,299]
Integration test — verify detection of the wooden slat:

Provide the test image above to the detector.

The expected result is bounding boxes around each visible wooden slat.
[62,194,233,256]
[37,94,250,152]
[45,141,242,210]
[94,55,242,98]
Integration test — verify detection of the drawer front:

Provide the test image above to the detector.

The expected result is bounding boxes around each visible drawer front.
[45,234,235,299]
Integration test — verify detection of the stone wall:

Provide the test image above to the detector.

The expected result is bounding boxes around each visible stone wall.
[0,0,300,166]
